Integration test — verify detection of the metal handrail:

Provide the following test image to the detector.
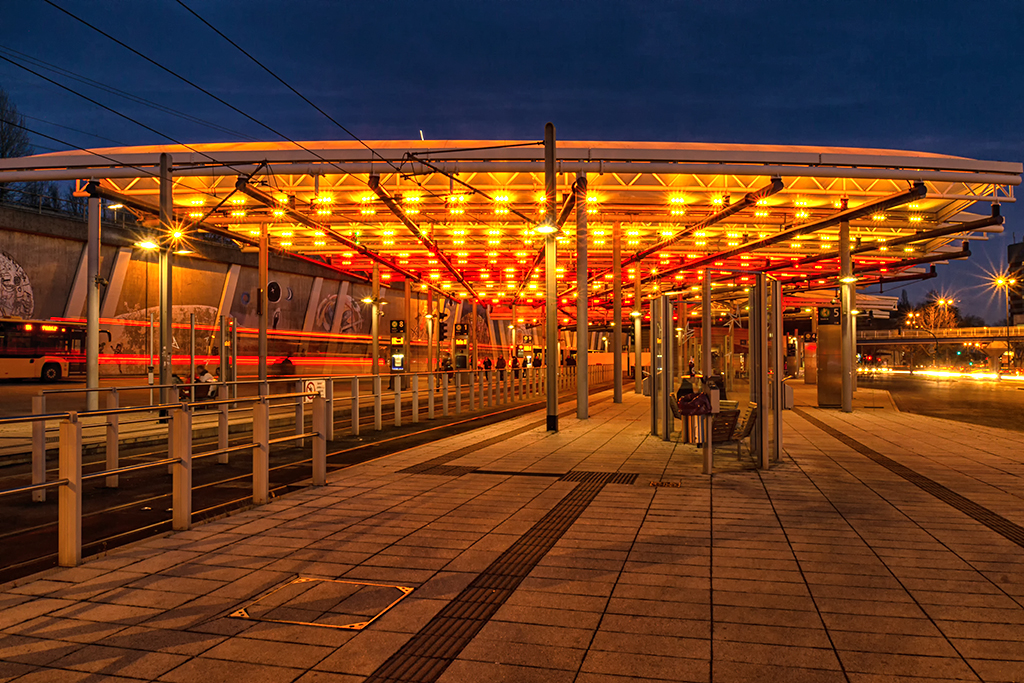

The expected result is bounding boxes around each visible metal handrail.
[269,432,317,446]
[192,442,258,461]
[0,478,69,498]
[0,412,70,426]
[81,458,177,481]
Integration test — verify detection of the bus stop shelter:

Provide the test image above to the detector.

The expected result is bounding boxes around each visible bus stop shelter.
[1,131,1019,470]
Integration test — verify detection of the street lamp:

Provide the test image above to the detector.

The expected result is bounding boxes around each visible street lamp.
[994,275,1017,373]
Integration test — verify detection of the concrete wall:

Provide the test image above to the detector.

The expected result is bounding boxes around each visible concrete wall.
[0,204,502,376]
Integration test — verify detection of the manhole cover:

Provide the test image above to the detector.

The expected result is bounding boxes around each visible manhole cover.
[230,577,413,630]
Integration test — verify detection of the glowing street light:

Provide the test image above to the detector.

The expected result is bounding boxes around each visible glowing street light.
[993,274,1019,374]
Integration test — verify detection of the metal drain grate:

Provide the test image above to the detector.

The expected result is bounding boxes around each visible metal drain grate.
[229,577,412,630]
[795,408,1024,548]
[364,476,617,682]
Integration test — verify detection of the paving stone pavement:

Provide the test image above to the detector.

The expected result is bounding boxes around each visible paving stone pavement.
[2,384,1024,682]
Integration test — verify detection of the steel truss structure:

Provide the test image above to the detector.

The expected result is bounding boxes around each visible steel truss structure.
[1,139,1020,322]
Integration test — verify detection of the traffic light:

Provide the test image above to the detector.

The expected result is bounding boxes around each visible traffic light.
[439,321,448,341]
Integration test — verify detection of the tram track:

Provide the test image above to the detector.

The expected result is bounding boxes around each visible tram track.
[0,382,612,584]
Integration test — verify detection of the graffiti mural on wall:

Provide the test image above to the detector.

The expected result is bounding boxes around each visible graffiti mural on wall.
[0,250,34,317]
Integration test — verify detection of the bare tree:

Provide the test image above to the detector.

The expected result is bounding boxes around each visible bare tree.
[0,85,34,203]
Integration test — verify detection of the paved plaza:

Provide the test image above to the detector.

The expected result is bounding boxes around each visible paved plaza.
[1,385,1024,682]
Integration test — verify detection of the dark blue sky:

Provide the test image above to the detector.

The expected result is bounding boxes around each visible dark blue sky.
[2,0,1022,321]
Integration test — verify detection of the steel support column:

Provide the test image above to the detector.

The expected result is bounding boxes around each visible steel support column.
[576,172,588,419]
[258,223,269,386]
[634,265,642,394]
[404,278,412,373]
[703,271,713,474]
[86,197,101,411]
[158,154,173,404]
[840,219,854,413]
[372,263,380,377]
[544,122,558,431]
[612,221,623,403]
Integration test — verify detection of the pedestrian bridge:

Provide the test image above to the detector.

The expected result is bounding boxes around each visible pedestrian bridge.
[858,325,1024,345]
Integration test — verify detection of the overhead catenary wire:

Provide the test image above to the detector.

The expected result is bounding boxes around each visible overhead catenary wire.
[0,45,260,142]
[171,0,527,228]
[0,54,251,178]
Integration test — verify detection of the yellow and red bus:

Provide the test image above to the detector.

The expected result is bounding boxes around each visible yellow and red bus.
[0,318,85,381]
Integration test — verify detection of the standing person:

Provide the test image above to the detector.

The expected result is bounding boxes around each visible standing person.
[496,354,506,380]
[512,355,520,379]
[483,356,492,381]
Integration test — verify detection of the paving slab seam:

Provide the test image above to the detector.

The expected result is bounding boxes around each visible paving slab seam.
[778,435,988,681]
[752,468,856,683]
[786,411,1024,614]
[811,410,1024,506]
[362,471,639,682]
[793,408,1024,550]
[399,395,613,475]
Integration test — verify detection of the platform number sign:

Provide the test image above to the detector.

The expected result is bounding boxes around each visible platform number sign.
[454,323,469,335]
[390,320,406,334]
[817,306,841,325]
[524,335,533,344]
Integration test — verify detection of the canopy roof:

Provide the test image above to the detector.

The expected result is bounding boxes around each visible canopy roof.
[1,139,1019,319]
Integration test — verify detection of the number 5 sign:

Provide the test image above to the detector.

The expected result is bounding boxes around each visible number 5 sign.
[303,379,326,404]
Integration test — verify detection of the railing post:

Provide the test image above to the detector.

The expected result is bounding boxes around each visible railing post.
[171,406,192,531]
[373,375,382,431]
[253,398,270,505]
[217,400,229,464]
[442,373,449,416]
[488,369,494,408]
[313,396,326,486]
[351,377,360,436]
[105,389,119,488]
[411,374,419,423]
[394,375,402,427]
[324,378,334,441]
[294,379,305,447]
[455,372,462,415]
[32,394,46,503]
[58,414,82,567]
[427,373,435,419]
[469,369,476,411]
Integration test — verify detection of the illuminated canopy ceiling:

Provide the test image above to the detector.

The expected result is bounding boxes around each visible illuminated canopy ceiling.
[2,140,1019,319]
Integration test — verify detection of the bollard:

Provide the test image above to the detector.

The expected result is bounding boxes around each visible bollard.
[394,375,402,427]
[294,379,305,447]
[351,377,360,436]
[468,370,475,411]
[488,371,494,408]
[312,396,326,486]
[373,376,382,431]
[427,373,435,419]
[217,401,229,464]
[105,389,120,488]
[455,372,462,415]
[324,378,334,441]
[32,394,46,503]
[442,374,449,416]
[171,406,193,531]
[58,414,82,567]
[411,375,419,424]
[253,399,270,505]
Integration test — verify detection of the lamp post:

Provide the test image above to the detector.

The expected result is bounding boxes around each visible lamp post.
[994,276,1017,374]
